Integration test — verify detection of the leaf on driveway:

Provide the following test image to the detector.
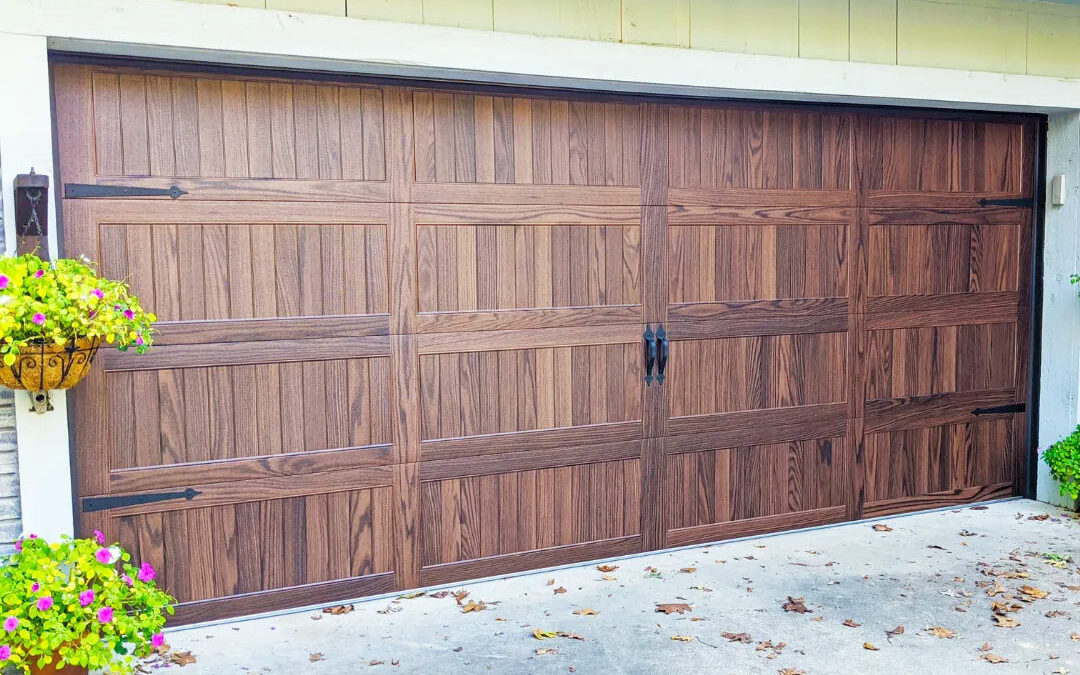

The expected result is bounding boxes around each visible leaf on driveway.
[461,599,486,613]
[546,578,555,586]
[1070,632,1080,641]
[992,615,1021,628]
[679,567,696,573]
[169,651,197,667]
[656,603,692,615]
[573,608,598,616]
[535,648,558,655]
[553,587,567,595]
[670,635,694,642]
[596,564,618,573]
[453,590,470,605]
[981,653,1008,664]
[978,643,993,652]
[398,591,425,599]
[779,669,807,675]
[533,628,559,639]
[781,597,811,613]
[886,625,905,639]
[721,632,752,644]
[843,619,860,628]
[927,626,956,639]
[863,642,879,651]
[601,574,617,581]
[986,580,1007,597]
[690,585,713,592]
[322,604,354,615]
[1019,585,1049,599]
[872,523,893,532]
[309,653,325,663]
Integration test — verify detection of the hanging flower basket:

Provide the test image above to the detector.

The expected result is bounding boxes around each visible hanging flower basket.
[0,254,155,412]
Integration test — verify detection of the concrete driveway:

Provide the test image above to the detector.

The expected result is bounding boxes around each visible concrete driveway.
[156,499,1080,674]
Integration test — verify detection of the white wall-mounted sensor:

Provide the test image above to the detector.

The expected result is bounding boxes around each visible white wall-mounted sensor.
[1051,174,1066,207]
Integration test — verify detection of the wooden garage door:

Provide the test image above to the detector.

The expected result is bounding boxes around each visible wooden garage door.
[52,62,1036,623]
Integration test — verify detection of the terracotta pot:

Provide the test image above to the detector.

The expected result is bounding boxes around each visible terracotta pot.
[29,662,89,675]
[0,336,101,392]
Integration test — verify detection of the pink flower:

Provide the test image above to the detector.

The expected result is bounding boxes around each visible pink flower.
[34,269,44,279]
[12,541,19,553]
[30,583,39,593]
[95,547,112,564]
[0,276,8,290]
[96,606,113,624]
[0,645,9,660]
[151,633,165,648]
[94,530,105,545]
[136,333,145,347]
[137,561,156,583]
[123,309,135,320]
[2,617,17,632]
[35,596,53,612]
[31,313,45,326]
[88,309,97,319]
[79,589,95,607]
[121,574,133,587]
[91,288,104,300]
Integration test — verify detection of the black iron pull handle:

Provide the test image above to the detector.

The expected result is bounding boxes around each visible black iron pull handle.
[656,325,669,385]
[644,326,656,385]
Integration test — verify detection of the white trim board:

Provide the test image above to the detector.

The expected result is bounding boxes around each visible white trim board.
[1,0,1079,112]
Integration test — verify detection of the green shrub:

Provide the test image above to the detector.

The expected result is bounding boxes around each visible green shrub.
[1044,425,1080,501]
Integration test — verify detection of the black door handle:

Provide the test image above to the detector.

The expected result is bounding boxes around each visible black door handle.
[656,325,669,384]
[644,326,656,385]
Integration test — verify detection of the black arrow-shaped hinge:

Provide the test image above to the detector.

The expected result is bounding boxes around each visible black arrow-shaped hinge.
[82,487,202,513]
[65,183,187,199]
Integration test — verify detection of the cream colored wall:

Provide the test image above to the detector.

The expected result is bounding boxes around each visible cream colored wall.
[182,0,1080,78]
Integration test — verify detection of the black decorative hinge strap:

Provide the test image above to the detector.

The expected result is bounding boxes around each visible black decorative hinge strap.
[65,183,187,199]
[972,402,1026,416]
[82,487,202,513]
[977,196,1033,208]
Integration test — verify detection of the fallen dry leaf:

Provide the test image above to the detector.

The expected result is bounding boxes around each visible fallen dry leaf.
[722,631,752,644]
[170,651,197,667]
[843,619,861,628]
[779,669,807,675]
[991,601,1022,615]
[452,590,470,605]
[993,615,1021,628]
[535,648,558,656]
[601,574,617,581]
[981,653,1008,664]
[553,587,567,595]
[1019,585,1049,599]
[596,564,618,573]
[872,523,893,532]
[398,591,425,599]
[461,599,486,613]
[429,591,450,599]
[1071,632,1080,641]
[928,626,956,639]
[573,608,598,616]
[546,578,555,586]
[679,567,696,573]
[886,625,905,639]
[656,602,692,615]
[533,628,558,639]
[559,632,585,641]
[690,585,713,592]
[987,580,1007,597]
[782,597,811,614]
[322,604,354,615]
[863,642,879,651]
[978,642,993,652]
[670,635,694,642]
[1028,514,1050,521]
[309,653,325,663]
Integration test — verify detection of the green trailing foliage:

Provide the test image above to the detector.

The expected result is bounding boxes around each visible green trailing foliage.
[1044,425,1080,501]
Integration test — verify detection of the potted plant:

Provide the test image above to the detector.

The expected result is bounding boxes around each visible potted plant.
[0,254,155,412]
[1044,425,1080,511]
[0,533,174,674]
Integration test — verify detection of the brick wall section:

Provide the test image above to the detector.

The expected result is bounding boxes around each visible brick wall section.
[0,163,22,551]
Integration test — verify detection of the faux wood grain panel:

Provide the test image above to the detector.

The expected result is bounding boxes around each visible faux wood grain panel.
[863,419,1017,503]
[867,223,1020,296]
[419,344,641,440]
[90,71,386,181]
[99,223,387,322]
[664,436,845,529]
[866,323,1017,399]
[419,458,641,566]
[113,487,394,604]
[667,106,851,190]
[667,332,847,417]
[105,357,391,467]
[413,92,641,186]
[417,224,640,313]
[669,224,847,303]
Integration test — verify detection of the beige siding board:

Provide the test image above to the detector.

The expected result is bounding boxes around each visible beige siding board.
[493,0,621,42]
[1027,12,1080,78]
[267,0,346,15]
[850,0,897,64]
[423,0,494,29]
[689,0,800,57]
[622,0,690,47]
[346,0,423,22]
[897,0,1027,74]
[799,0,850,61]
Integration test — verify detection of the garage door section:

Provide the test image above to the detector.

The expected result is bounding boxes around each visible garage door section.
[52,62,1036,623]
[54,66,399,622]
